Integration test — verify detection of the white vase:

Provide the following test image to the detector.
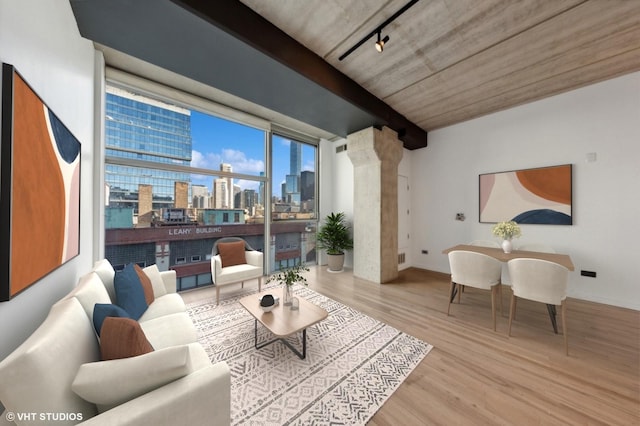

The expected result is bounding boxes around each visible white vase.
[502,239,513,254]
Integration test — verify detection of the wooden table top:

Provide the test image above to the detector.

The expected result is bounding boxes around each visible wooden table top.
[442,244,575,271]
[239,287,328,337]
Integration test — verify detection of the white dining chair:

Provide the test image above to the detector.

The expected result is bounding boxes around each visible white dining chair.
[507,258,570,355]
[517,243,556,253]
[503,244,555,286]
[447,250,503,331]
[469,240,501,248]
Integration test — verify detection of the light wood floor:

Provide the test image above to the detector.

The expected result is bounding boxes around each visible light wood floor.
[181,266,640,425]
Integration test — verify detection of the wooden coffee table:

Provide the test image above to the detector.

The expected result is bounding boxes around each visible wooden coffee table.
[239,287,328,359]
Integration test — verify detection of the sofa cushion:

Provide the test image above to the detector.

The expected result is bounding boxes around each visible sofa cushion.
[100,317,154,361]
[133,264,155,305]
[217,241,246,267]
[72,343,207,412]
[217,263,263,286]
[0,298,99,422]
[93,303,131,337]
[140,313,197,350]
[138,293,186,322]
[114,263,148,320]
[65,271,112,321]
[93,258,116,302]
[142,264,168,297]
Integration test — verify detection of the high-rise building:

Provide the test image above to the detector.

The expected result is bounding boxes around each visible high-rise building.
[213,178,228,208]
[192,184,210,209]
[290,141,301,176]
[105,86,192,213]
[214,163,234,208]
[301,170,315,202]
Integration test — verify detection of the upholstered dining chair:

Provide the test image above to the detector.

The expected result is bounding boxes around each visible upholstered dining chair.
[211,237,263,304]
[516,243,556,253]
[469,240,501,248]
[507,258,570,355]
[447,250,503,331]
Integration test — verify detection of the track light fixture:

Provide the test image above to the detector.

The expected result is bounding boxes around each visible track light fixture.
[338,0,420,61]
[375,32,390,52]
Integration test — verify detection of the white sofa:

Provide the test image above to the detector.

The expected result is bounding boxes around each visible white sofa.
[0,260,230,426]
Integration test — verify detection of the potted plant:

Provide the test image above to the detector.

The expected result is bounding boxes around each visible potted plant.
[267,263,309,306]
[316,212,354,272]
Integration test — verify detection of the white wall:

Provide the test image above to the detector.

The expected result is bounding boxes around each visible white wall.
[0,0,98,359]
[410,72,640,310]
[318,137,354,268]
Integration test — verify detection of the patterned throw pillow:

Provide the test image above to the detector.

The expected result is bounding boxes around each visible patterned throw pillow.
[99,317,154,361]
[218,241,247,267]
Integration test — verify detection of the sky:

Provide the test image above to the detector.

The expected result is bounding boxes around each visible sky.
[189,110,315,197]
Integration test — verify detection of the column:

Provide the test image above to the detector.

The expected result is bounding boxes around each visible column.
[347,126,403,283]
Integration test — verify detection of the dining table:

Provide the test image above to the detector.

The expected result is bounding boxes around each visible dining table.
[442,244,574,334]
[442,244,574,271]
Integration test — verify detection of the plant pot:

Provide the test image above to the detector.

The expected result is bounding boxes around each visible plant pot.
[327,253,345,272]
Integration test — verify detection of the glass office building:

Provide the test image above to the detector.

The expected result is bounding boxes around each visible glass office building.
[105,85,192,212]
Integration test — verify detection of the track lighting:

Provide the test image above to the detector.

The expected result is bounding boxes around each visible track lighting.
[338,0,420,61]
[375,32,390,52]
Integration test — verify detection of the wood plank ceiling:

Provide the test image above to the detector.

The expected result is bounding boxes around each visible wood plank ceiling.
[239,0,640,132]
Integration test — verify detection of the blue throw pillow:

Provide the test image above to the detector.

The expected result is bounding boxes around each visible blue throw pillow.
[114,263,149,320]
[93,303,130,337]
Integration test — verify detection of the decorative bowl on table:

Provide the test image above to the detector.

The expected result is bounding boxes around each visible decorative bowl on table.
[260,294,276,312]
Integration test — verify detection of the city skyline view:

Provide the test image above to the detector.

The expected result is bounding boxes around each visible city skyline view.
[189,110,316,198]
[106,85,317,213]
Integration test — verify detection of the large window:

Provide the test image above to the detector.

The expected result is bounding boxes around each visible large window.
[104,82,317,290]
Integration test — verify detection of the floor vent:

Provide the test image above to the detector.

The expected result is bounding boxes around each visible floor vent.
[398,252,406,264]
[336,144,347,153]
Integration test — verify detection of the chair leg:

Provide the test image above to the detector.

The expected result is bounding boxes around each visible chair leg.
[508,294,517,336]
[546,304,559,334]
[491,285,497,331]
[216,285,220,305]
[258,276,262,292]
[561,300,568,356]
[447,281,456,315]
[498,283,503,316]
[241,282,244,289]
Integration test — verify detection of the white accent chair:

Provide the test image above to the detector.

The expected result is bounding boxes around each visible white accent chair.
[211,237,263,304]
[447,250,503,331]
[507,258,570,355]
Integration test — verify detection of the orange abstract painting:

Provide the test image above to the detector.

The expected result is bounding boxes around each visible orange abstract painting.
[1,63,80,301]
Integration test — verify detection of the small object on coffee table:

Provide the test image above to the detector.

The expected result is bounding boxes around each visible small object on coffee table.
[260,294,276,312]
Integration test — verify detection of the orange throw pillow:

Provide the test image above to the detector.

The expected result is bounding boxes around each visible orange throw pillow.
[218,241,247,267]
[100,317,154,361]
[133,264,155,305]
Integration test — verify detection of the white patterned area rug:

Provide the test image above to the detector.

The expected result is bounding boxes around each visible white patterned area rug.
[187,284,433,425]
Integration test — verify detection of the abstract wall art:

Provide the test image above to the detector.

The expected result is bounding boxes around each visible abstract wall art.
[1,63,81,301]
[479,164,572,225]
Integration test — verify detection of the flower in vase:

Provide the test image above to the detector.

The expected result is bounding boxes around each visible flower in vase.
[492,221,522,240]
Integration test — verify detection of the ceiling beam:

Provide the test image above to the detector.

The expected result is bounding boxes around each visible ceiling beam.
[171,0,427,150]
